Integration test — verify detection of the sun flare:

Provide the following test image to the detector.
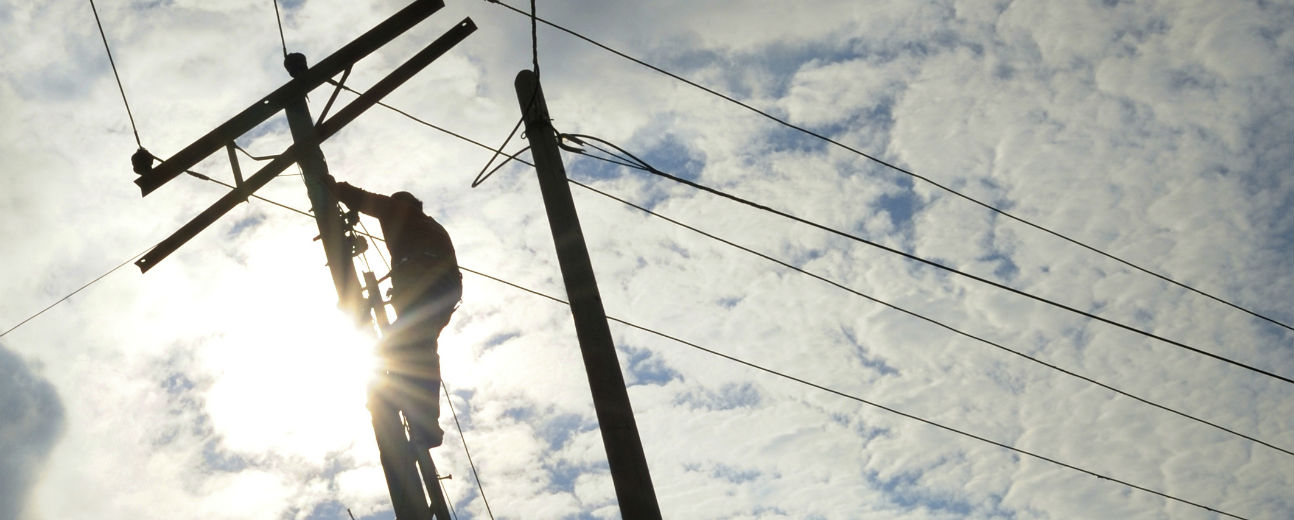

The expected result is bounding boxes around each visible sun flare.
[203,306,381,459]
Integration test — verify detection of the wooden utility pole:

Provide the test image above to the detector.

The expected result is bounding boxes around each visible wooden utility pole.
[515,69,663,519]
[130,2,473,517]
[282,55,366,322]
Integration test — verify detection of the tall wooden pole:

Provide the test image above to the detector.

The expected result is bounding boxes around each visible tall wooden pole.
[282,58,365,322]
[515,69,662,519]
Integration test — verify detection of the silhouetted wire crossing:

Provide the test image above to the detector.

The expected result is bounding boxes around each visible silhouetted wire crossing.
[559,133,1294,386]
[481,0,1294,335]
[305,90,1294,453]
[471,0,541,188]
[456,266,1251,520]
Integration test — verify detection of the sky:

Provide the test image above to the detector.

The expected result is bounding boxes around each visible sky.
[1,0,1292,519]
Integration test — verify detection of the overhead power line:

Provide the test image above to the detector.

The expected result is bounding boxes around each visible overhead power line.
[482,0,1294,334]
[1,249,148,340]
[471,0,541,188]
[559,133,1294,386]
[442,381,495,520]
[455,265,1252,520]
[315,96,1290,453]
[88,0,142,147]
[271,0,288,58]
[0,189,1258,518]
[564,176,1294,457]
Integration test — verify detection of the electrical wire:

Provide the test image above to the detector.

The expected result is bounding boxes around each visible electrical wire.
[442,381,495,520]
[159,157,315,219]
[438,474,458,520]
[472,0,541,188]
[271,0,288,58]
[454,265,1251,520]
[315,104,1289,452]
[565,176,1294,456]
[0,170,316,341]
[323,79,526,166]
[0,204,1257,518]
[289,87,1290,452]
[482,0,1294,334]
[560,133,1294,386]
[0,248,149,340]
[88,0,142,147]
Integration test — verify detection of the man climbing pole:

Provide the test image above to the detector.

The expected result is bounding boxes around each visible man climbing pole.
[329,176,462,449]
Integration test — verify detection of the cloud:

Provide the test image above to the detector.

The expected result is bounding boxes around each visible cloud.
[2,0,1292,518]
[0,344,65,520]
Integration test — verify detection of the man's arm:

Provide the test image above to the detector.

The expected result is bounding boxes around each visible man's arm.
[330,179,393,219]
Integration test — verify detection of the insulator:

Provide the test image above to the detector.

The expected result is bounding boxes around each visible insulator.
[131,147,154,175]
[284,52,308,78]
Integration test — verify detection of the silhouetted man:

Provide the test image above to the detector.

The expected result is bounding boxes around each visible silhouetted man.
[330,178,462,449]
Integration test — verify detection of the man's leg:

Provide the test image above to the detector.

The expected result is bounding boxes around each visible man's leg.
[404,346,444,449]
[388,292,456,450]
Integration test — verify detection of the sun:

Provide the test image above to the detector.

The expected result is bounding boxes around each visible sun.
[202,303,382,459]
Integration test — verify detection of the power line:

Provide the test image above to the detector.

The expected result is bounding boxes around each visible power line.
[471,0,541,188]
[328,102,1291,452]
[271,0,288,57]
[319,78,540,176]
[88,0,142,147]
[2,190,1257,518]
[1,249,148,340]
[564,176,1294,457]
[482,0,1294,334]
[438,475,458,520]
[152,154,315,219]
[560,133,1294,386]
[0,172,316,341]
[442,381,495,520]
[455,265,1251,520]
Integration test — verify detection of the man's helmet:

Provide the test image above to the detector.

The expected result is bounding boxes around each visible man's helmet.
[392,191,423,212]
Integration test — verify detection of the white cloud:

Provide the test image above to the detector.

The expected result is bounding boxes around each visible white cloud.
[1,0,1291,519]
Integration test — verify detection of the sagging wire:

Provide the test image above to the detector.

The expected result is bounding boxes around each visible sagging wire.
[556,133,1294,386]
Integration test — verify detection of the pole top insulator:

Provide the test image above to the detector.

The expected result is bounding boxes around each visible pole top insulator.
[131,147,154,175]
[284,52,309,78]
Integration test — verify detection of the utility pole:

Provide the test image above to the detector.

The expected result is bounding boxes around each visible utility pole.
[515,69,663,519]
[129,2,473,517]
[282,53,365,322]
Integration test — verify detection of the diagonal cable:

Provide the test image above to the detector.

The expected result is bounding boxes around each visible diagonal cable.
[561,134,1294,386]
[442,381,495,520]
[313,103,1292,452]
[565,176,1294,456]
[482,0,1294,334]
[455,265,1252,520]
[88,0,142,147]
